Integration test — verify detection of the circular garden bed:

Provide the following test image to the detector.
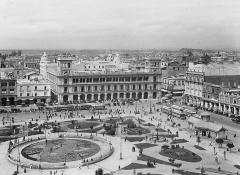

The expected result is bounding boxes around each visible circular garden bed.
[159,147,202,162]
[21,138,100,163]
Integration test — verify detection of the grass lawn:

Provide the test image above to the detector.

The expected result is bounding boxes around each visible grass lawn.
[126,137,145,142]
[175,169,206,175]
[67,121,100,129]
[156,128,167,132]
[105,118,121,124]
[127,127,150,135]
[122,163,154,170]
[159,148,202,162]
[171,139,188,144]
[158,134,177,138]
[79,126,104,133]
[134,143,157,150]
[137,154,180,167]
[22,139,100,163]
[137,173,162,175]
[28,130,44,136]
[143,123,155,127]
[194,145,206,150]
[234,165,240,169]
[85,118,101,121]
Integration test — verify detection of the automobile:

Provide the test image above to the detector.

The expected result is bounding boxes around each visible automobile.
[0,109,8,113]
[11,108,21,113]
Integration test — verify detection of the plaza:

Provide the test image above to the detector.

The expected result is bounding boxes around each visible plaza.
[1,99,240,175]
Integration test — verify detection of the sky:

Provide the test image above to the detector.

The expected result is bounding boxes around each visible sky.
[0,0,240,50]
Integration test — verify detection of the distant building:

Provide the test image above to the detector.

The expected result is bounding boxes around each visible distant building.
[219,89,240,116]
[24,56,40,71]
[41,53,162,104]
[161,61,188,77]
[161,74,185,96]
[16,78,51,105]
[0,72,17,106]
[184,62,240,115]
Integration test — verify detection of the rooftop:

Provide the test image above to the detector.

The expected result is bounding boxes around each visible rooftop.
[205,62,240,76]
[47,62,158,76]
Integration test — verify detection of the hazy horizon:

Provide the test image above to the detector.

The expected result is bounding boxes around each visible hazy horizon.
[0,0,240,50]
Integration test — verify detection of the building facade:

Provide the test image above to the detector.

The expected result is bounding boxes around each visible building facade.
[43,54,162,104]
[0,73,17,106]
[183,63,204,106]
[17,78,51,105]
[161,75,185,96]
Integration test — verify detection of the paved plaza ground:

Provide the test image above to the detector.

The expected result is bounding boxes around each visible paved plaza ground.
[1,99,240,175]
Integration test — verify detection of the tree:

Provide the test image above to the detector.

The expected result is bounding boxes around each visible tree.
[95,168,103,175]
[161,144,169,151]
[227,142,234,152]
[215,138,224,148]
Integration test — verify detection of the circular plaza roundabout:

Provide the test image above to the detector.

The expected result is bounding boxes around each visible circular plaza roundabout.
[8,133,113,169]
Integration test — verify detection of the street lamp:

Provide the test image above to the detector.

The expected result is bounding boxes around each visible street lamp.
[64,153,67,165]
[119,124,122,160]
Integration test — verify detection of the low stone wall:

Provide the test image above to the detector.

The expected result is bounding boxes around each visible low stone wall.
[7,132,114,169]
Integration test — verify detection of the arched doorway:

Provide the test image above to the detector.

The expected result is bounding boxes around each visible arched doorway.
[25,99,30,105]
[138,92,142,99]
[63,95,68,103]
[94,94,98,101]
[119,93,124,98]
[113,93,118,99]
[17,99,22,105]
[107,93,111,100]
[33,98,38,104]
[143,92,148,99]
[231,107,234,115]
[100,94,105,101]
[41,98,46,103]
[87,94,92,101]
[73,95,78,102]
[9,97,15,106]
[153,92,157,99]
[132,92,136,99]
[126,93,130,99]
[1,98,7,106]
[80,94,85,101]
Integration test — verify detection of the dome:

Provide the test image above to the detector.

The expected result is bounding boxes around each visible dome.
[41,52,48,62]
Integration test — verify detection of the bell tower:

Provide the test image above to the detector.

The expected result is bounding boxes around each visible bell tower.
[57,55,74,76]
[40,52,49,78]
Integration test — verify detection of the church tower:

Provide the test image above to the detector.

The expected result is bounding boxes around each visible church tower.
[40,52,49,78]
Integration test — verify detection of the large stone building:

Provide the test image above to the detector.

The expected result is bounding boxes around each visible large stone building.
[161,74,185,96]
[16,78,51,105]
[184,62,240,116]
[41,53,162,104]
[0,72,17,106]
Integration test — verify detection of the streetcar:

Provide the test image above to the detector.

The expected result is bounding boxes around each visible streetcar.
[183,109,196,117]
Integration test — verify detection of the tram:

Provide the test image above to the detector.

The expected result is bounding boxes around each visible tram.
[161,105,186,120]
